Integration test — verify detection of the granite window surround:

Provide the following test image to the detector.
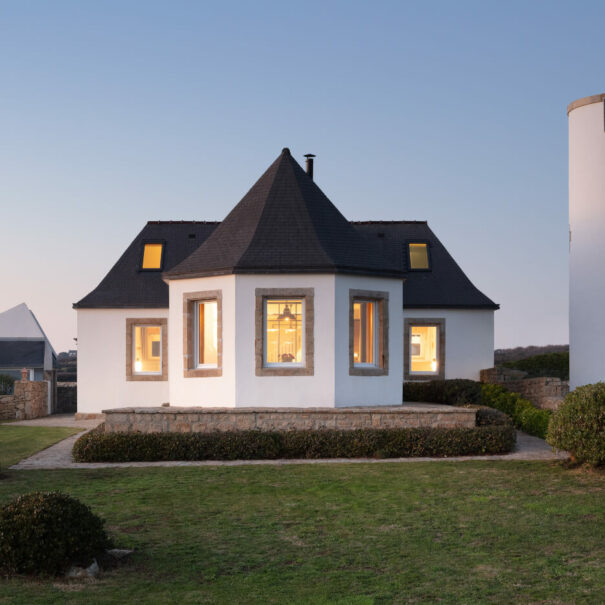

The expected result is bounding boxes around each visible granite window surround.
[255,288,314,376]
[125,318,168,381]
[183,290,223,378]
[349,289,389,376]
[404,317,446,381]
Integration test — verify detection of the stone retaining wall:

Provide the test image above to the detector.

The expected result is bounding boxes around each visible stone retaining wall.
[480,367,569,411]
[103,405,477,434]
[0,380,48,420]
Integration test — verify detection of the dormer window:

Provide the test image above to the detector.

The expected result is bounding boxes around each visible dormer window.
[408,243,430,270]
[141,243,164,270]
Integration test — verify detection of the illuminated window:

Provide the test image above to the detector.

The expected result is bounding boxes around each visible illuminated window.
[408,243,429,270]
[353,301,377,365]
[133,325,162,374]
[264,299,304,366]
[195,300,218,367]
[141,243,164,270]
[409,325,438,374]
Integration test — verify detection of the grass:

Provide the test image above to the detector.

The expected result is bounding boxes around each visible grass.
[0,461,604,603]
[0,426,81,468]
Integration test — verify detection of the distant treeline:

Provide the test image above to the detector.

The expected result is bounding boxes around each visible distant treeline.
[494,344,568,365]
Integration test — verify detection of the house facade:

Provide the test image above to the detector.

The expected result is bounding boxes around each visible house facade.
[75,149,497,414]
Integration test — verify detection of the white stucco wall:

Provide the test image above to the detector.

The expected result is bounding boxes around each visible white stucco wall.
[403,309,494,382]
[77,308,169,414]
[234,274,336,407]
[569,98,605,389]
[168,275,237,406]
[334,275,404,406]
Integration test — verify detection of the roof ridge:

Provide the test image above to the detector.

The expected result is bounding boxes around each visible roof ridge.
[146,220,221,225]
[351,220,428,225]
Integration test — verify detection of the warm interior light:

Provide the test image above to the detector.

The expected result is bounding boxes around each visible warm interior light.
[353,301,375,364]
[410,326,438,373]
[198,300,218,366]
[134,325,161,374]
[266,299,303,364]
[409,243,429,270]
[142,243,163,269]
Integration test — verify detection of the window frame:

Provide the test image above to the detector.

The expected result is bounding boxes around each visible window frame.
[183,290,223,378]
[255,288,314,377]
[404,318,446,381]
[352,299,379,368]
[140,240,166,272]
[125,318,168,382]
[406,240,432,272]
[349,289,389,376]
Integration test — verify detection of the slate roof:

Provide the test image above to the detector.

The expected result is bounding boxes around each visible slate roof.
[75,150,497,311]
[74,222,219,308]
[0,341,45,368]
[353,221,498,309]
[165,148,404,280]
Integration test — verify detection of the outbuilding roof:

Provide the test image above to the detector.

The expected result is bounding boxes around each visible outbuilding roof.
[0,341,45,368]
[165,148,403,280]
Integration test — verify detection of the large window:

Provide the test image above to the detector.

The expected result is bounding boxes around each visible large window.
[126,318,167,381]
[408,243,430,270]
[134,325,162,374]
[195,300,218,367]
[349,290,389,376]
[183,290,222,377]
[141,243,164,270]
[255,288,314,376]
[353,301,376,366]
[264,299,304,366]
[404,318,445,380]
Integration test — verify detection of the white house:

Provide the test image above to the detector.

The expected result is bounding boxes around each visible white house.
[0,303,56,382]
[75,149,497,414]
[568,93,605,389]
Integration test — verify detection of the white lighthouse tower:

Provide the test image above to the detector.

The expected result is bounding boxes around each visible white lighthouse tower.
[569,93,605,389]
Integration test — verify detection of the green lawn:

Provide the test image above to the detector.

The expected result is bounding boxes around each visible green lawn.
[0,426,81,468]
[0,462,604,604]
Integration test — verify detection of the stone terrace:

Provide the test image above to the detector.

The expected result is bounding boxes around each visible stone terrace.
[102,404,476,434]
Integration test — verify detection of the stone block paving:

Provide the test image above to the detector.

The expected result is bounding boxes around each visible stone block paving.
[4,414,569,470]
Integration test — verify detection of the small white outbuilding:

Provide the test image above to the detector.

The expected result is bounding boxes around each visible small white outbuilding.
[75,149,497,414]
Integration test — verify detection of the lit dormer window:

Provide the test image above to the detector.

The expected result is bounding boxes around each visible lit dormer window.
[408,243,430,270]
[141,243,164,270]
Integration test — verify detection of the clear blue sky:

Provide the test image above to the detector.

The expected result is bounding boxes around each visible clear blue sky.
[0,0,599,352]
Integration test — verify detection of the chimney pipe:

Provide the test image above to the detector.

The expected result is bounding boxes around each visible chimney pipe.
[304,154,316,180]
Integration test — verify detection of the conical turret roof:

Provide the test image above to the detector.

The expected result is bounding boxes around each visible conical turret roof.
[165,149,403,279]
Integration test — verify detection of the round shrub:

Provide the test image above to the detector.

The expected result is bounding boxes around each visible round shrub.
[547,382,605,466]
[0,492,112,576]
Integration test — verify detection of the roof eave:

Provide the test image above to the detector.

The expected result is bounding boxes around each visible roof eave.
[403,303,500,310]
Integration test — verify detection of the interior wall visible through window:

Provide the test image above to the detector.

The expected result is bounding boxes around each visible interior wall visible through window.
[196,300,218,367]
[133,325,162,374]
[264,299,304,365]
[410,325,438,373]
[353,301,376,365]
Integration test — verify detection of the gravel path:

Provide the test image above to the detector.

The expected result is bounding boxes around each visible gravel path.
[6,415,568,469]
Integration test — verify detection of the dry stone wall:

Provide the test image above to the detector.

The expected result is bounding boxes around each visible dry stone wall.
[480,367,569,411]
[0,380,49,420]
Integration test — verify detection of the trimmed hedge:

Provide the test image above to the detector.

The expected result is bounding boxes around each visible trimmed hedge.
[547,382,605,466]
[502,352,569,381]
[480,383,551,439]
[73,423,515,463]
[403,379,482,406]
[0,492,112,576]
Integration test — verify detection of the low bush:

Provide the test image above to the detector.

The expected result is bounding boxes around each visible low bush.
[73,424,515,463]
[0,374,14,395]
[475,407,513,428]
[403,379,482,406]
[480,383,551,439]
[547,382,605,466]
[502,352,569,380]
[0,492,112,576]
